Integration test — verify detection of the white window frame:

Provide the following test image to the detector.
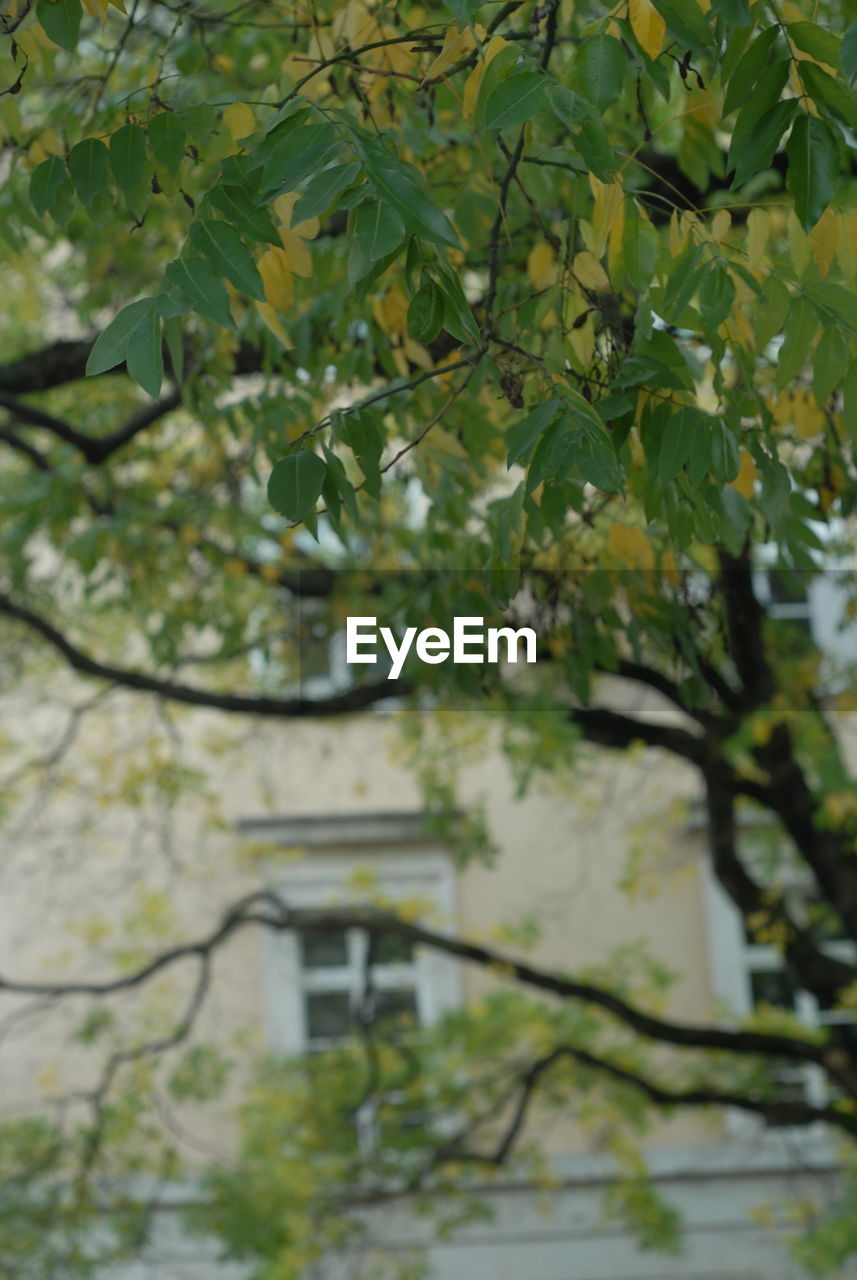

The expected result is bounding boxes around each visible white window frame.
[702,854,856,1126]
[753,563,857,671]
[239,812,461,1058]
[298,925,422,1052]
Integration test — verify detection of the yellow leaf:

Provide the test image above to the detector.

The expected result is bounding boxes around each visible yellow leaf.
[424,25,477,83]
[332,0,376,47]
[372,286,408,338]
[277,227,313,277]
[402,336,434,369]
[710,208,731,243]
[527,242,557,289]
[730,448,758,499]
[629,0,665,59]
[809,206,839,278]
[607,198,626,283]
[792,387,825,438]
[590,177,624,257]
[745,208,770,269]
[82,0,109,20]
[462,35,508,119]
[255,301,293,347]
[223,102,256,142]
[787,209,810,276]
[568,324,594,371]
[836,208,857,281]
[258,249,294,310]
[573,250,610,292]
[608,523,655,570]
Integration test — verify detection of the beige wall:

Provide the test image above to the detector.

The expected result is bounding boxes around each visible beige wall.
[0,682,730,1160]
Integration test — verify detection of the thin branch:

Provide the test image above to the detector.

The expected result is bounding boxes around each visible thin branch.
[0,592,407,717]
[0,893,835,1070]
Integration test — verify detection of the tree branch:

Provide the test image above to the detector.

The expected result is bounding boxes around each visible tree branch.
[0,592,406,717]
[0,892,834,1070]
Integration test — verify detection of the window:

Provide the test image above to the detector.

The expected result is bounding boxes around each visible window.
[703,855,856,1120]
[298,925,420,1051]
[753,564,857,673]
[240,811,461,1059]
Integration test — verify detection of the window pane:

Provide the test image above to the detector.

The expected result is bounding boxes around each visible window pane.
[300,929,349,969]
[373,933,414,965]
[765,1067,809,1125]
[375,987,419,1025]
[750,968,797,1010]
[305,991,352,1041]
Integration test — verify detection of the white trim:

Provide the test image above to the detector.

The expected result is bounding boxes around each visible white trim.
[259,834,460,1056]
[239,810,457,848]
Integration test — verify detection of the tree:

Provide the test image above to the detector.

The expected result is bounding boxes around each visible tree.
[2,0,857,1273]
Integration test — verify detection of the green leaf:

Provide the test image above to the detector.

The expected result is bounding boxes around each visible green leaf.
[787,22,839,69]
[698,263,735,329]
[785,114,838,231]
[506,401,561,467]
[753,275,790,349]
[408,280,445,345]
[723,26,779,115]
[798,62,857,132]
[471,44,521,127]
[575,117,618,182]
[660,243,705,324]
[842,22,857,82]
[443,0,484,22]
[30,157,68,218]
[86,298,157,378]
[436,267,480,344]
[267,451,327,521]
[188,219,265,301]
[260,122,340,199]
[293,162,360,222]
[359,138,460,249]
[777,296,817,387]
[164,258,235,329]
[208,185,279,245]
[547,85,596,127]
[659,407,701,485]
[163,314,184,384]
[109,124,150,204]
[125,304,163,398]
[148,112,187,175]
[711,0,748,25]
[728,63,794,187]
[353,199,406,264]
[622,212,660,290]
[650,0,712,53]
[813,327,848,406]
[576,35,627,114]
[482,69,552,129]
[709,420,740,483]
[339,408,384,499]
[569,425,622,492]
[844,359,857,436]
[805,281,857,335]
[68,139,111,208]
[35,0,81,51]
